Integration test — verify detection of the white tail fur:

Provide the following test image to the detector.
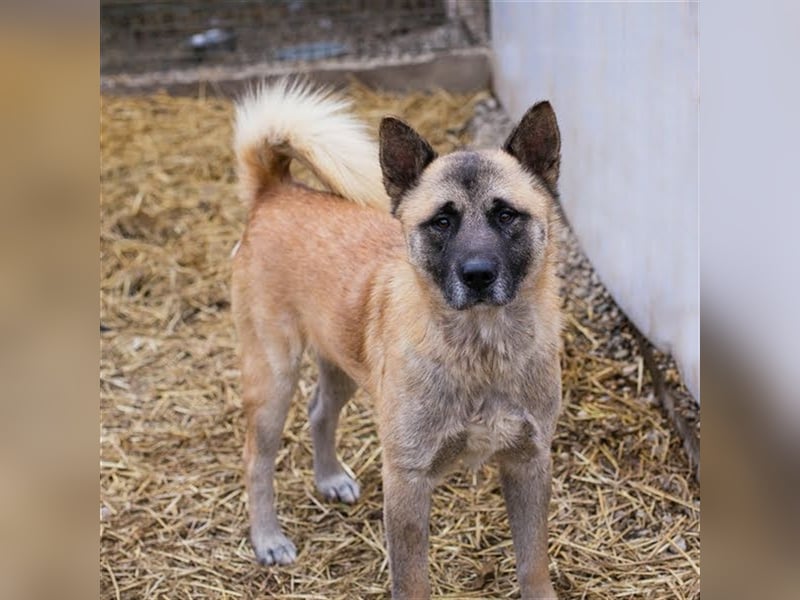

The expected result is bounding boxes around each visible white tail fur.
[233,78,389,211]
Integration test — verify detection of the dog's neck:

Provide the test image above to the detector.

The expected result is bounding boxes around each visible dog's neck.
[382,259,559,359]
[373,261,560,390]
[407,269,546,355]
[440,292,537,341]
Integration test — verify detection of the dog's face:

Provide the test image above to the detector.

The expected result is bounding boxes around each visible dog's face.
[379,102,561,310]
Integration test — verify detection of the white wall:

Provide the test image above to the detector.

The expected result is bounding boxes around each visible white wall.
[491,2,699,401]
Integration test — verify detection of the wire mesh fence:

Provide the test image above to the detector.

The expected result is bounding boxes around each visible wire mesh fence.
[101,0,490,75]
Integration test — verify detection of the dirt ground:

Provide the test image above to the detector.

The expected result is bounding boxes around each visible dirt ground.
[100,85,699,599]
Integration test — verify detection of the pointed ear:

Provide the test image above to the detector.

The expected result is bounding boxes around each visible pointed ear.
[503,101,561,193]
[379,117,437,214]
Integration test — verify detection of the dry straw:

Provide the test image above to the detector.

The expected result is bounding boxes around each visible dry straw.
[101,83,699,599]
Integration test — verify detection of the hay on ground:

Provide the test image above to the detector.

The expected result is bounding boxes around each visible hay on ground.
[100,84,699,599]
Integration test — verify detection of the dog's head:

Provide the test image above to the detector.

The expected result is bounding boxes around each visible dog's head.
[379,102,561,310]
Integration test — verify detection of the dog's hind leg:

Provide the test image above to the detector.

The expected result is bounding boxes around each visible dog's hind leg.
[309,356,360,504]
[240,319,303,566]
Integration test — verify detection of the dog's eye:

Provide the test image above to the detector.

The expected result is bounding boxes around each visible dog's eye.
[432,216,451,231]
[497,208,518,225]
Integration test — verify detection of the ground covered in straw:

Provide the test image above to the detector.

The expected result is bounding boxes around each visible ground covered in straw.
[100,86,699,599]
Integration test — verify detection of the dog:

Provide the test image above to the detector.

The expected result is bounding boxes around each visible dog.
[230,79,563,599]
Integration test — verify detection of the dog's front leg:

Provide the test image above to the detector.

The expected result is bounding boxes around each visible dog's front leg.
[383,462,434,599]
[499,453,557,600]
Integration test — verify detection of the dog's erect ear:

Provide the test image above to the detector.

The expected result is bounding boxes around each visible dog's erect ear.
[379,117,437,214]
[503,101,561,193]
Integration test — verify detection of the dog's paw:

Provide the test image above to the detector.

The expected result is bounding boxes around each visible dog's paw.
[522,582,558,600]
[316,471,360,504]
[252,532,297,566]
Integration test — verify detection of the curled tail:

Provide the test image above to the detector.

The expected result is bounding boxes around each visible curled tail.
[233,78,389,211]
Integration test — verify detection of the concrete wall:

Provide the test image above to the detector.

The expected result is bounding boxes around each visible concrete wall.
[491,2,699,401]
[101,48,492,96]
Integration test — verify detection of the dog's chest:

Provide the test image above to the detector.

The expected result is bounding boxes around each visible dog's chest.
[393,310,546,474]
[460,403,536,467]
[419,387,541,477]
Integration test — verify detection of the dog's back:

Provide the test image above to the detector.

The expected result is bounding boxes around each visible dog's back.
[231,79,402,383]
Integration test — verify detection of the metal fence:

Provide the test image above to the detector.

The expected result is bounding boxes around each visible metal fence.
[101,0,490,75]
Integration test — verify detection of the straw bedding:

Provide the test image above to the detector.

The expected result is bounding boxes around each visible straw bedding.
[100,84,699,599]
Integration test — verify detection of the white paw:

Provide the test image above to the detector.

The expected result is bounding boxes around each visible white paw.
[316,471,360,504]
[252,531,297,566]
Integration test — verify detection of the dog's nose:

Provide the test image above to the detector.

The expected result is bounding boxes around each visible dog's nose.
[459,258,498,291]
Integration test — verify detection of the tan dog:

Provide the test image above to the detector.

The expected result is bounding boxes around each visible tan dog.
[231,79,563,599]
